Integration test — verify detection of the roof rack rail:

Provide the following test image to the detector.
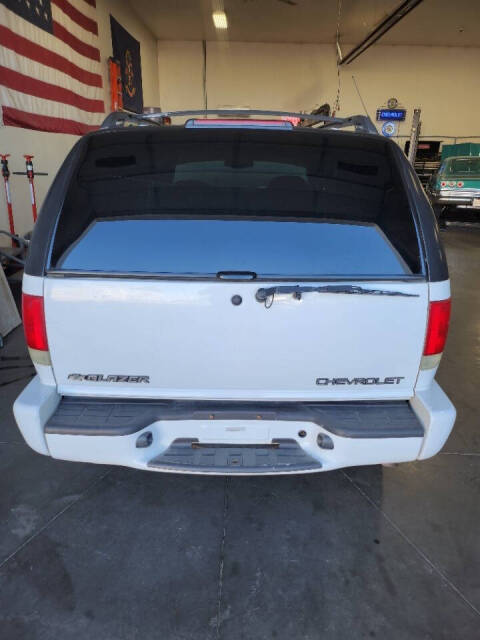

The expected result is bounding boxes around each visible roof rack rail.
[100,109,378,135]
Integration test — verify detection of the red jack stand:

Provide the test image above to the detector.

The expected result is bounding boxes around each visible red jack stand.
[0,154,16,246]
[24,155,38,222]
[12,157,48,226]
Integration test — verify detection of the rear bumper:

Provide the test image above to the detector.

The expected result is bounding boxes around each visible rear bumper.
[432,189,480,208]
[13,378,456,475]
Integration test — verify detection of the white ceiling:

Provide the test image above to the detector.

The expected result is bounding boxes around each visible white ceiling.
[129,0,480,47]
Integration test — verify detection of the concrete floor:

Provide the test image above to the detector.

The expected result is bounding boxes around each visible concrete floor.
[0,227,479,639]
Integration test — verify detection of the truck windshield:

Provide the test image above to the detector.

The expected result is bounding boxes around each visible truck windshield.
[50,128,422,277]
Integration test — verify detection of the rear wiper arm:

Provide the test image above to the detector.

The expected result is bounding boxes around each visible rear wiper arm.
[255,284,419,307]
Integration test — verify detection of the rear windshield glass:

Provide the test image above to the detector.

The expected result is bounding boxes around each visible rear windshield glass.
[58,218,409,276]
[50,129,422,277]
[445,157,480,175]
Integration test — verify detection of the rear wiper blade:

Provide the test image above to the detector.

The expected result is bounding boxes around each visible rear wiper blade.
[255,284,419,307]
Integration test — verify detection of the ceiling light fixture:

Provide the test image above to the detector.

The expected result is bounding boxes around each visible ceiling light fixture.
[212,11,228,29]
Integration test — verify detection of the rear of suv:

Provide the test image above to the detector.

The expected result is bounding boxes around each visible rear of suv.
[14,112,455,475]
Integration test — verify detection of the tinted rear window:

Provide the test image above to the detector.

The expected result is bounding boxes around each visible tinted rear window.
[50,128,422,277]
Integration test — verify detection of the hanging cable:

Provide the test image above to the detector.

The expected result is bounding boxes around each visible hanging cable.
[332,0,342,116]
[202,40,208,110]
[352,74,370,118]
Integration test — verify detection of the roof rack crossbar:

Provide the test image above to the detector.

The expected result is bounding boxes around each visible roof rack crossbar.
[100,110,378,135]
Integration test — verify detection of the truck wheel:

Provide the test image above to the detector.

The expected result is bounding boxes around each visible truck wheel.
[433,204,447,230]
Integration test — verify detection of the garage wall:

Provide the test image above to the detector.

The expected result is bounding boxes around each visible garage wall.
[0,0,159,241]
[158,40,480,140]
[157,41,205,111]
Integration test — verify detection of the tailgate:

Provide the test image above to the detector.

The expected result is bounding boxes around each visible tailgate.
[42,127,429,402]
[44,277,428,400]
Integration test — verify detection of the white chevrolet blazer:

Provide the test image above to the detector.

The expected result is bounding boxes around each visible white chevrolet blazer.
[14,111,456,475]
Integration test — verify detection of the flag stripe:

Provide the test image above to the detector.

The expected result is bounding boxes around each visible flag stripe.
[1,45,104,100]
[52,21,100,61]
[2,106,98,135]
[0,25,102,88]
[0,66,104,113]
[51,0,98,35]
[0,5,101,73]
[51,5,99,48]
[1,86,104,125]
[69,0,97,21]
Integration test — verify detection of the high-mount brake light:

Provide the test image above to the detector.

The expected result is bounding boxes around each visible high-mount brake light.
[423,299,451,356]
[22,293,49,352]
[185,118,293,129]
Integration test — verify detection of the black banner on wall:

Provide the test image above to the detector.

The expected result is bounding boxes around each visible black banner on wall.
[110,16,144,113]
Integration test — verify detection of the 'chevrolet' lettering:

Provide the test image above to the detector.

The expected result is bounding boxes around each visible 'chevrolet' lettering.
[316,376,404,386]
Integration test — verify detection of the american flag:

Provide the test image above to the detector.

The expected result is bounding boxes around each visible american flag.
[0,0,105,135]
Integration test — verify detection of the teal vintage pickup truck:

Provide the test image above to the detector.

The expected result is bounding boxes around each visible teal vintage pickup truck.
[428,144,480,225]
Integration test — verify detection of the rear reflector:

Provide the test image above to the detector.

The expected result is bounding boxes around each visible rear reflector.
[423,299,451,356]
[22,293,49,352]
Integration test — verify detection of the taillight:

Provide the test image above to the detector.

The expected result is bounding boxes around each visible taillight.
[22,293,48,352]
[423,299,451,356]
[440,181,447,187]
[457,181,464,188]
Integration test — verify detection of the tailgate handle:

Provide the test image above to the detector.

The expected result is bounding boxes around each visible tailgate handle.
[217,271,257,281]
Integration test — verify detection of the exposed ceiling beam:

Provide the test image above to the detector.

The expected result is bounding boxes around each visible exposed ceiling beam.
[339,0,425,65]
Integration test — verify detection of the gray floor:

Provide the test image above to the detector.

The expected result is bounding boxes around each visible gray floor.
[1,227,479,640]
